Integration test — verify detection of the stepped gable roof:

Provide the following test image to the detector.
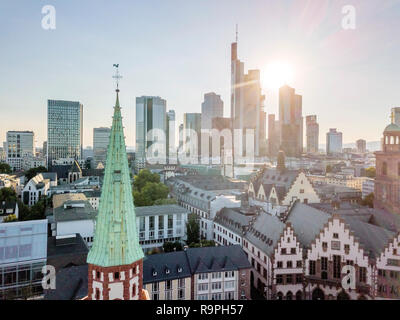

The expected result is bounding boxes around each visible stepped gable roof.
[285,202,330,248]
[342,216,395,259]
[245,213,285,256]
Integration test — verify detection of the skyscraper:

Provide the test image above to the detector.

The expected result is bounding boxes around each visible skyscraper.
[279,85,303,157]
[87,85,144,300]
[93,127,111,167]
[231,39,266,157]
[183,113,201,157]
[306,115,319,154]
[6,131,34,171]
[47,100,83,166]
[135,96,167,163]
[201,92,224,130]
[166,110,176,163]
[268,114,280,157]
[326,128,343,155]
[356,139,367,153]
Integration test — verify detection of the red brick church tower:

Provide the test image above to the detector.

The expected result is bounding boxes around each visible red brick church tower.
[86,66,146,300]
[374,115,400,215]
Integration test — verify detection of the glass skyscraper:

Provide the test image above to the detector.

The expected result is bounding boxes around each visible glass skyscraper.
[93,127,111,168]
[47,100,83,166]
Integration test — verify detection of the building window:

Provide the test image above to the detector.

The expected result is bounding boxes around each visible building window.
[95,288,100,300]
[321,257,328,271]
[359,267,367,283]
[333,255,341,279]
[287,261,293,268]
[296,274,302,284]
[290,248,296,254]
[114,272,120,280]
[309,261,316,275]
[286,274,293,284]
[276,274,283,284]
[383,162,388,176]
[277,261,283,268]
[296,261,302,268]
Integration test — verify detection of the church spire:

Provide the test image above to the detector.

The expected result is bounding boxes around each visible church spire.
[86,66,144,300]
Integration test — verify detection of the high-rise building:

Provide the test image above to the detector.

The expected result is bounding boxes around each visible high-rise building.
[135,96,167,163]
[42,141,47,159]
[326,128,343,155]
[87,87,144,300]
[93,127,111,167]
[6,131,35,171]
[47,100,83,166]
[183,113,201,157]
[374,114,400,215]
[231,40,266,157]
[391,107,400,126]
[201,93,224,130]
[356,139,367,153]
[306,115,319,154]
[178,123,184,151]
[279,85,303,157]
[166,110,176,163]
[268,114,280,157]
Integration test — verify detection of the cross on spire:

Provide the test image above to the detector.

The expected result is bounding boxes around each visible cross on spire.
[112,64,122,91]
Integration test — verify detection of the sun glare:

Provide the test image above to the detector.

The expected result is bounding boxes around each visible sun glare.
[262,61,294,90]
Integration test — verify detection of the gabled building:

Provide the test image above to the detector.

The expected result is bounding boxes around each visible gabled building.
[248,167,320,216]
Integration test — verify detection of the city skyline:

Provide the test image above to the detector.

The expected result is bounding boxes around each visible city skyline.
[1,0,400,148]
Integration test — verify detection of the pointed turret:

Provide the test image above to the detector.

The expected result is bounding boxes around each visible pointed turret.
[87,86,144,300]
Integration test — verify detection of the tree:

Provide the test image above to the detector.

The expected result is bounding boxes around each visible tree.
[25,166,47,181]
[3,214,17,223]
[133,169,160,192]
[0,162,12,174]
[163,241,183,253]
[154,198,177,206]
[186,214,200,245]
[365,167,376,178]
[0,187,17,202]
[362,193,374,208]
[133,181,169,207]
[189,240,215,248]
[19,199,46,221]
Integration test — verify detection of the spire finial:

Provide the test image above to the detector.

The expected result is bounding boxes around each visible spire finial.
[112,64,122,92]
[235,24,238,43]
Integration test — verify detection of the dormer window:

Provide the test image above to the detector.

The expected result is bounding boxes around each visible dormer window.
[152,270,158,276]
[178,267,182,273]
[166,268,170,274]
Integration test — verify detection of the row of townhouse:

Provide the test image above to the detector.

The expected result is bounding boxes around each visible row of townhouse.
[167,175,245,239]
[142,245,251,300]
[213,201,400,300]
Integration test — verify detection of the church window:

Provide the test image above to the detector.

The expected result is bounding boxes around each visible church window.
[383,162,388,176]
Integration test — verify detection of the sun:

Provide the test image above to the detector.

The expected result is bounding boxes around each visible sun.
[261,60,294,90]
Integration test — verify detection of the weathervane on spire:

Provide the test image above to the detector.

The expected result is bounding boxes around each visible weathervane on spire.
[112,64,122,91]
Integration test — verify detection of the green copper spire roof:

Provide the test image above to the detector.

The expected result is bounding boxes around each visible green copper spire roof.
[87,89,144,267]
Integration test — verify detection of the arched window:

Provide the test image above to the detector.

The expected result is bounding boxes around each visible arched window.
[277,292,283,300]
[296,290,302,300]
[286,291,293,300]
[383,162,388,176]
[95,288,100,300]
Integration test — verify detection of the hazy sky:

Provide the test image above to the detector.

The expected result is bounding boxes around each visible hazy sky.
[0,0,399,148]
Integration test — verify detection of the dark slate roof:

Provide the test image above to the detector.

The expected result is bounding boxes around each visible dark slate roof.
[135,205,190,217]
[258,168,299,189]
[342,216,395,259]
[185,245,251,274]
[44,265,88,300]
[244,213,285,256]
[143,251,191,284]
[50,165,70,179]
[47,233,89,259]
[82,168,105,177]
[41,172,57,182]
[371,209,400,233]
[274,185,287,202]
[286,202,330,248]
[308,203,373,223]
[261,183,273,197]
[214,207,252,235]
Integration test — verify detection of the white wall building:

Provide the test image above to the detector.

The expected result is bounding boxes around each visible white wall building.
[6,131,34,171]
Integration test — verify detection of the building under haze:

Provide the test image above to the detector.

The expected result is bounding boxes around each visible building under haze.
[326,128,343,155]
[135,96,167,166]
[356,139,367,153]
[47,100,83,167]
[93,127,111,168]
[6,131,34,171]
[231,40,266,157]
[183,113,201,158]
[279,85,303,157]
[268,114,280,157]
[166,110,176,163]
[201,92,224,130]
[306,115,319,154]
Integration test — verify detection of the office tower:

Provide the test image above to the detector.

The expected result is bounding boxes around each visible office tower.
[135,96,167,163]
[93,127,111,167]
[6,131,35,171]
[306,115,319,154]
[42,141,47,159]
[231,39,266,157]
[201,93,224,130]
[374,112,400,215]
[47,100,83,166]
[166,110,176,163]
[184,113,201,156]
[178,123,184,151]
[279,85,303,157]
[326,128,343,155]
[391,107,400,126]
[356,139,367,153]
[268,114,280,157]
